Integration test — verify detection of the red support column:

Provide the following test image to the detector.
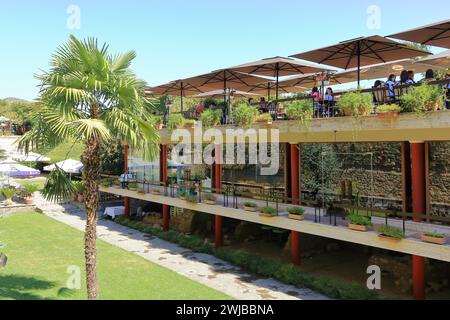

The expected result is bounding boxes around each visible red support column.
[291,231,301,266]
[289,143,301,265]
[160,145,170,231]
[410,141,426,300]
[290,144,300,205]
[214,144,223,248]
[124,144,130,218]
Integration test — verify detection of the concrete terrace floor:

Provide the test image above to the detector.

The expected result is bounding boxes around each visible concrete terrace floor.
[33,192,328,300]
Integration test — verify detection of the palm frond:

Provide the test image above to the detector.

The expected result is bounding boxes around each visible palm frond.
[41,168,76,203]
[72,119,110,141]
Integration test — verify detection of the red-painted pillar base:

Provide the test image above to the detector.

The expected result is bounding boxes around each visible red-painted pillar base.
[413,255,426,300]
[162,205,170,232]
[160,145,170,231]
[215,215,223,248]
[291,231,300,265]
[124,197,130,219]
[410,141,427,300]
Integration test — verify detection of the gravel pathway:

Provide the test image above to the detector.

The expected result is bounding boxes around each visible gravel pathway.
[33,193,329,300]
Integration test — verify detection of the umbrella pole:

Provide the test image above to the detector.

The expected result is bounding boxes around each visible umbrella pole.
[268,84,271,101]
[180,82,184,114]
[357,42,361,89]
[275,64,280,102]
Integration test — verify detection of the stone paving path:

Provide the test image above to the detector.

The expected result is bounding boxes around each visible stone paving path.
[33,193,329,300]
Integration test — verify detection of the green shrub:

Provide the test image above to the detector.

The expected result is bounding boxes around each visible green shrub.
[232,103,259,127]
[377,225,405,239]
[0,187,17,200]
[256,113,273,122]
[168,114,185,130]
[338,92,373,116]
[149,115,163,125]
[127,182,138,189]
[348,214,372,226]
[424,231,445,239]
[400,83,445,113]
[287,207,305,215]
[21,182,41,196]
[204,193,216,201]
[260,207,277,216]
[377,104,401,113]
[243,202,258,208]
[200,109,222,128]
[285,100,313,121]
[71,181,86,193]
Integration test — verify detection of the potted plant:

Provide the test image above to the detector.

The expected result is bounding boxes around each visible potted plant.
[72,181,86,203]
[150,115,164,130]
[204,193,216,205]
[137,187,146,194]
[377,104,401,119]
[338,92,374,116]
[152,188,161,195]
[232,103,259,127]
[256,113,273,125]
[113,179,121,189]
[243,202,258,212]
[421,232,447,245]
[347,214,372,232]
[259,206,278,218]
[21,182,40,205]
[128,182,138,191]
[377,225,405,242]
[183,119,197,129]
[287,206,305,220]
[168,114,185,130]
[179,190,186,200]
[100,179,111,188]
[400,83,445,113]
[200,109,222,128]
[285,100,313,122]
[1,187,17,206]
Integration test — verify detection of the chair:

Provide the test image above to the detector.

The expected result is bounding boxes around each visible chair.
[373,87,387,105]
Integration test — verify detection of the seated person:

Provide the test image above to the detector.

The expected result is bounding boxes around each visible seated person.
[259,97,268,113]
[385,74,396,99]
[407,70,415,84]
[420,69,435,83]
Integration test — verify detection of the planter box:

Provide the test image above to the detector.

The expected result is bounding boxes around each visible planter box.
[244,206,258,212]
[288,213,305,221]
[179,196,186,200]
[421,234,446,245]
[378,234,403,243]
[204,200,216,205]
[259,213,277,218]
[113,184,121,189]
[152,190,161,195]
[129,187,137,192]
[138,190,146,195]
[377,111,399,119]
[256,119,273,125]
[348,223,368,232]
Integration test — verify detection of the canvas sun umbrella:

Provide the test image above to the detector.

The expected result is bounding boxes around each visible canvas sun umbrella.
[228,56,332,100]
[0,161,40,184]
[12,152,50,163]
[417,50,450,70]
[388,19,450,49]
[182,69,269,104]
[278,72,348,90]
[193,89,261,99]
[291,36,430,87]
[147,80,212,113]
[247,81,308,99]
[44,159,84,174]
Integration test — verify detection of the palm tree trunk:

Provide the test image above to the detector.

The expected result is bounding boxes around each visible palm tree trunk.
[82,135,101,300]
[82,104,102,300]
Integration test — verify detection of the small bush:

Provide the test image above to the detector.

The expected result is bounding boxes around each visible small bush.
[377,225,404,239]
[243,202,258,208]
[338,92,373,116]
[168,114,185,130]
[288,207,305,215]
[400,83,445,113]
[256,113,273,122]
[21,182,41,196]
[232,103,259,127]
[260,207,277,216]
[200,109,222,128]
[377,104,401,113]
[204,193,216,201]
[348,214,372,226]
[285,100,313,121]
[0,187,17,200]
[424,231,445,239]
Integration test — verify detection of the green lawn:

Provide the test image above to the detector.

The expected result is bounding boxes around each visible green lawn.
[42,140,84,163]
[0,212,232,300]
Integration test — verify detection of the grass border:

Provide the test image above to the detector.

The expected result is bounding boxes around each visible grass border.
[115,216,379,300]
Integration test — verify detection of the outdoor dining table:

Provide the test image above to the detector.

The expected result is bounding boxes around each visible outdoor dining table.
[103,206,125,220]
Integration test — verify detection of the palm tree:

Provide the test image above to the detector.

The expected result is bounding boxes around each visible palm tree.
[18,35,159,299]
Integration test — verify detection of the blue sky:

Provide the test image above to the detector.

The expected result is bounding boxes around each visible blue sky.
[0,0,448,100]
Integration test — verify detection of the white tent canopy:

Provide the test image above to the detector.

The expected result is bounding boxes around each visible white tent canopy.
[44,159,83,174]
[12,152,51,163]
